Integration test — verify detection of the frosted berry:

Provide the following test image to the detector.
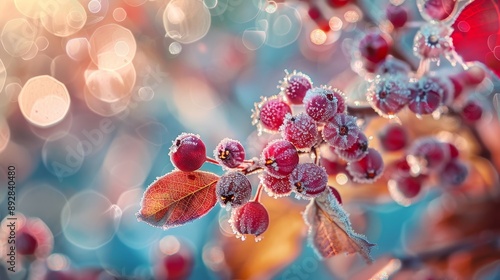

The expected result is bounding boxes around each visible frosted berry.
[328,186,342,204]
[252,96,292,133]
[216,172,252,208]
[408,137,449,172]
[417,0,456,22]
[335,132,369,161]
[320,157,345,176]
[440,159,468,186]
[260,173,292,197]
[413,23,453,61]
[359,32,390,64]
[290,163,328,199]
[170,133,206,172]
[280,113,318,150]
[323,114,361,150]
[347,148,384,183]
[408,76,447,115]
[303,86,339,122]
[367,75,411,117]
[16,231,38,255]
[386,4,408,28]
[333,89,347,114]
[378,123,408,151]
[385,157,412,179]
[388,176,424,206]
[461,99,483,123]
[231,201,269,239]
[214,138,245,169]
[280,70,312,104]
[261,139,299,178]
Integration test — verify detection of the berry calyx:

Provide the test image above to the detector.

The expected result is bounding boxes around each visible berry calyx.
[230,201,270,240]
[347,148,384,183]
[169,133,207,172]
[359,32,390,64]
[280,113,318,150]
[216,172,252,208]
[252,96,292,133]
[280,70,312,104]
[413,23,453,61]
[323,114,361,150]
[214,138,246,169]
[261,139,299,178]
[290,163,328,199]
[378,123,408,152]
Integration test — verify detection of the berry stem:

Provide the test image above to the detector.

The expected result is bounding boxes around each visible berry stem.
[253,184,264,202]
[205,157,220,165]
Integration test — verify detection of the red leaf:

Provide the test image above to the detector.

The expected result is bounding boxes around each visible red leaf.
[303,190,375,263]
[451,0,500,77]
[137,170,219,229]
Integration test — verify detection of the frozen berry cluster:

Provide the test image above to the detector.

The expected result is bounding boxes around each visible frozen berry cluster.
[167,70,384,241]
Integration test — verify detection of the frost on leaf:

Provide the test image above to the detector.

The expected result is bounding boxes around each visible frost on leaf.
[303,189,374,263]
[137,170,219,229]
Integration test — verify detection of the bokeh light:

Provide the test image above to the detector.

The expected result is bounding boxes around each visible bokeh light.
[89,24,137,70]
[1,18,37,57]
[39,0,87,37]
[41,133,84,178]
[163,0,212,44]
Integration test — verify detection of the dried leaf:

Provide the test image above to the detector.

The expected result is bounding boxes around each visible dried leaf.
[137,170,219,229]
[304,190,375,263]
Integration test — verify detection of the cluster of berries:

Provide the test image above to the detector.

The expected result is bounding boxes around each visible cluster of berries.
[168,70,385,240]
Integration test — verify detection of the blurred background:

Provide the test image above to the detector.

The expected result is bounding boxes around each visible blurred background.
[0,0,500,279]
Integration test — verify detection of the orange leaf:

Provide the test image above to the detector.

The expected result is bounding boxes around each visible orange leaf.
[137,170,219,229]
[304,190,374,263]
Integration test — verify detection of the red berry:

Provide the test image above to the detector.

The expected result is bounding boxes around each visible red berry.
[157,238,194,280]
[303,86,339,122]
[446,143,459,159]
[323,114,361,150]
[260,173,292,197]
[290,163,328,199]
[417,0,456,22]
[280,113,318,150]
[347,148,384,183]
[440,159,468,186]
[359,32,390,64]
[461,99,483,122]
[367,74,411,117]
[408,137,449,172]
[214,138,246,169]
[385,157,412,179]
[328,186,342,204]
[378,123,408,152]
[216,172,252,208]
[252,96,292,132]
[386,4,408,28]
[280,71,312,105]
[388,176,424,206]
[408,76,447,115]
[335,132,369,161]
[231,201,269,239]
[170,133,206,172]
[413,23,453,61]
[261,139,299,178]
[327,0,350,8]
[320,157,345,176]
[333,89,347,114]
[16,231,38,255]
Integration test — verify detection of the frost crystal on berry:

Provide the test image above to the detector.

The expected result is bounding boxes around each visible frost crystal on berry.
[261,139,299,178]
[303,86,339,122]
[279,70,313,105]
[280,113,318,150]
[408,75,448,115]
[347,148,384,183]
[251,96,292,135]
[214,138,246,169]
[260,173,292,198]
[335,132,369,161]
[408,137,449,172]
[290,163,328,199]
[413,23,453,62]
[216,172,253,208]
[367,74,411,118]
[230,201,269,240]
[323,114,361,150]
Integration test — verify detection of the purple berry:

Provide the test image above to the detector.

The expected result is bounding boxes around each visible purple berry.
[216,171,253,208]
[378,123,408,152]
[231,201,269,239]
[214,138,246,169]
[347,148,384,183]
[440,159,468,186]
[252,96,292,133]
[280,70,313,104]
[303,86,339,122]
[170,133,206,172]
[408,137,449,172]
[408,76,447,115]
[261,139,299,178]
[323,114,361,150]
[290,163,328,199]
[335,132,369,161]
[260,173,292,197]
[280,113,318,150]
[367,75,411,118]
